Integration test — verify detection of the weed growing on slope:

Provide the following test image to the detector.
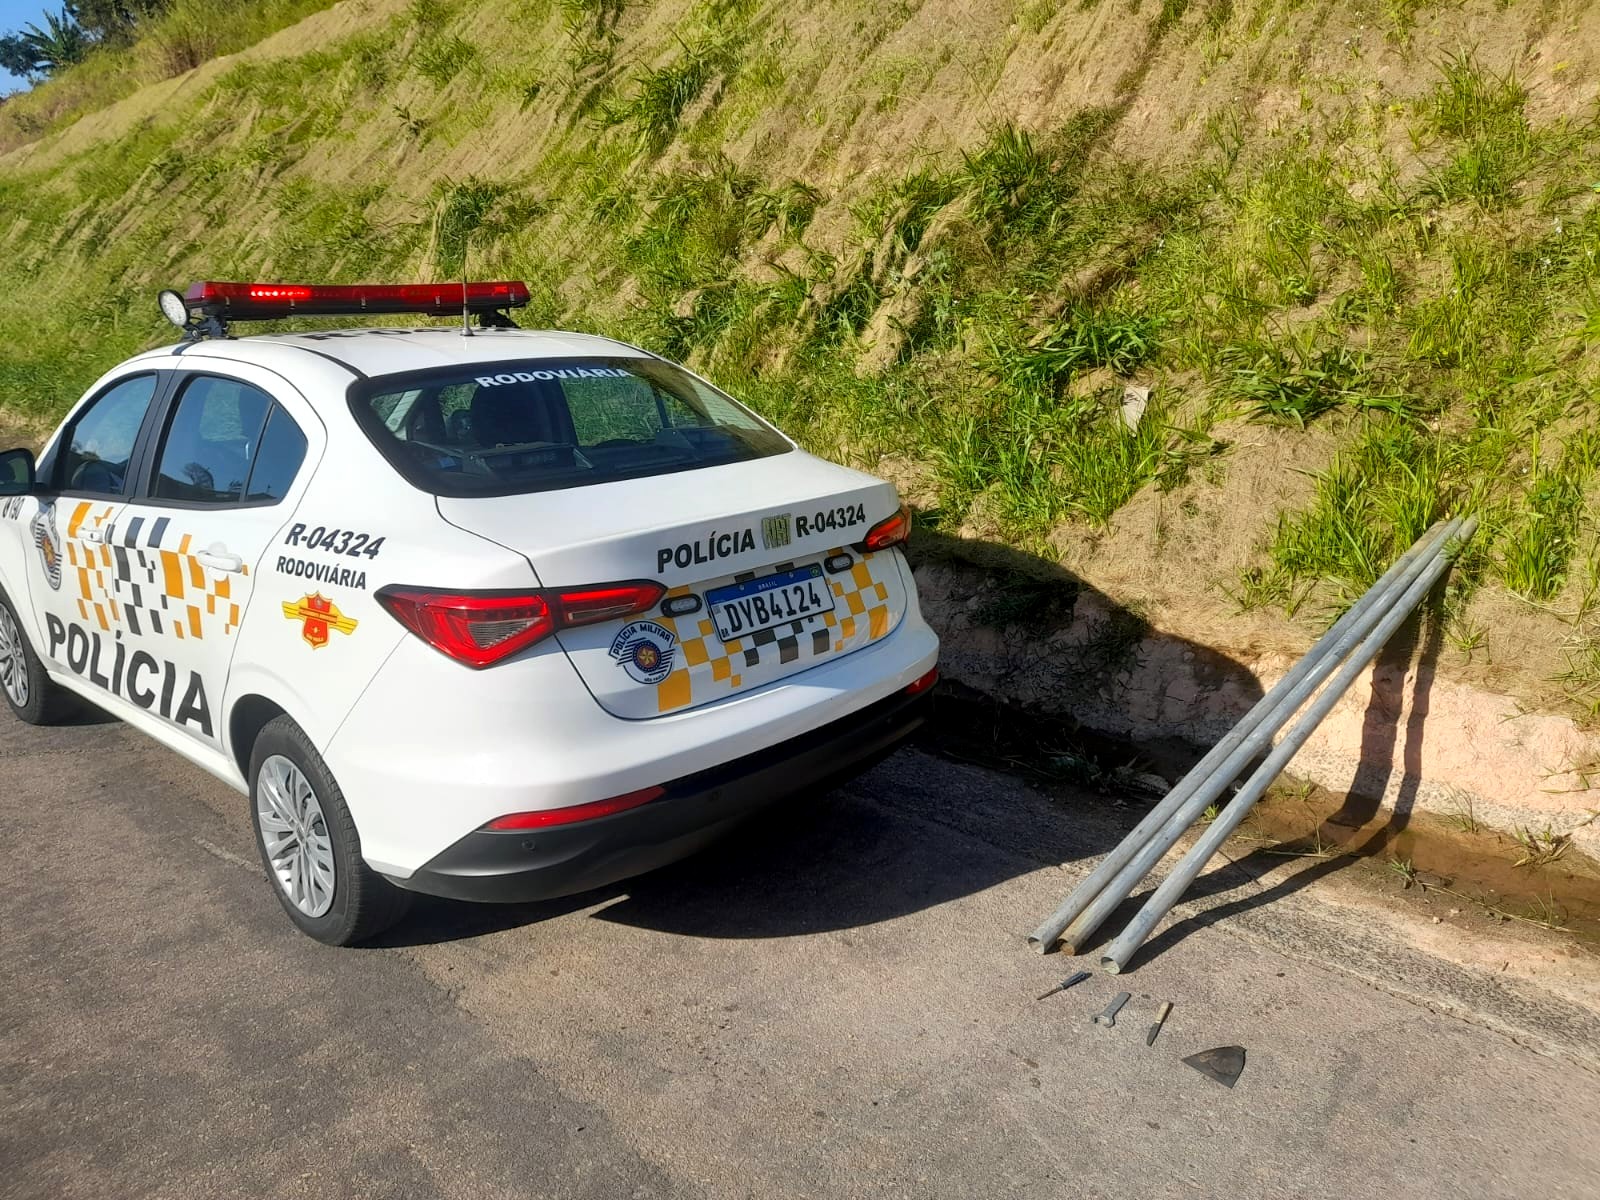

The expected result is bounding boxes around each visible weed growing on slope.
[1420,53,1528,141]
[599,35,741,155]
[986,303,1161,398]
[1497,431,1600,601]
[559,0,625,103]
[623,155,765,291]
[1510,823,1572,868]
[1266,421,1455,608]
[746,180,822,243]
[270,180,403,278]
[561,0,626,38]
[963,111,1120,247]
[1222,336,1408,427]
[1416,54,1533,207]
[427,178,545,277]
[414,34,478,86]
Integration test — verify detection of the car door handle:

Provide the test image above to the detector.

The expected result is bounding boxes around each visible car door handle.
[196,547,244,573]
[81,527,104,543]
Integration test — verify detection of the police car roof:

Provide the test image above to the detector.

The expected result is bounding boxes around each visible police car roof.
[155,326,650,382]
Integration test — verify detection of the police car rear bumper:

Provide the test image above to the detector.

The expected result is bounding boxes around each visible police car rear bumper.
[396,685,929,904]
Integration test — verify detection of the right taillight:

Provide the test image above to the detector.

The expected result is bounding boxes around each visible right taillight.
[377,580,664,669]
[860,504,912,553]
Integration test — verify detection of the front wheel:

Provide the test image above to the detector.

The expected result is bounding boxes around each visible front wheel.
[249,715,410,945]
[0,592,70,725]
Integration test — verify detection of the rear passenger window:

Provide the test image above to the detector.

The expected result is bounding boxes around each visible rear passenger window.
[152,376,305,506]
[244,406,308,503]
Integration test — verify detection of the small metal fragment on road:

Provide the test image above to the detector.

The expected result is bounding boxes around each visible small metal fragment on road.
[1035,970,1090,1001]
[1146,1001,1172,1046]
[1183,1045,1246,1088]
[1093,992,1130,1027]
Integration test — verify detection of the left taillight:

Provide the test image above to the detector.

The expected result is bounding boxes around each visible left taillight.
[377,580,665,669]
[860,504,912,553]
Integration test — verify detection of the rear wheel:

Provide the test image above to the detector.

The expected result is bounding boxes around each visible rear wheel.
[0,592,70,725]
[249,716,410,945]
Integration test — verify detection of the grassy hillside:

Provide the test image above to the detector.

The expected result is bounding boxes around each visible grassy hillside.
[4,0,1600,713]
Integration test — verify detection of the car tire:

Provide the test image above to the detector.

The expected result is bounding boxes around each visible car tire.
[248,715,411,946]
[0,590,72,725]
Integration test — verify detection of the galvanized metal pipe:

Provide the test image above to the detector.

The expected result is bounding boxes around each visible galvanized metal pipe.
[1097,516,1478,974]
[1045,520,1460,957]
[1027,517,1462,954]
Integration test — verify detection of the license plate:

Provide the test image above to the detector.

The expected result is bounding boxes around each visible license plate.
[706,564,834,642]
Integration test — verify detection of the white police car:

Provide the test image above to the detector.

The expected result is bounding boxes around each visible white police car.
[0,282,939,944]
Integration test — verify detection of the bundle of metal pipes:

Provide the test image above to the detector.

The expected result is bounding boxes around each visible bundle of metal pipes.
[1027,515,1479,973]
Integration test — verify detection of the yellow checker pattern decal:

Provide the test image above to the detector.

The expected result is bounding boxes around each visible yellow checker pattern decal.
[63,502,247,642]
[649,548,902,715]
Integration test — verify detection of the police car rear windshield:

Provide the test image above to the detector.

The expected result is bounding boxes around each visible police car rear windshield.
[351,357,791,497]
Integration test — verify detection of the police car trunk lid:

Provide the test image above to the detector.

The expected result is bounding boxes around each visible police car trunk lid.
[435,454,910,718]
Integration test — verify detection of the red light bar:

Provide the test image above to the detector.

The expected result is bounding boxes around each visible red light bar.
[182,280,530,320]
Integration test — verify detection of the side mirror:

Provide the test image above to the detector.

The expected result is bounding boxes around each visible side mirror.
[0,447,36,496]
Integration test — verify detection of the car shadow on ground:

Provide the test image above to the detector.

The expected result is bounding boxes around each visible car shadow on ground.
[59,695,120,726]
[373,531,1284,952]
[378,754,1072,948]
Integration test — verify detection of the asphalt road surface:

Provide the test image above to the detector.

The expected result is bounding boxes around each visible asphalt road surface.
[3,702,1599,1199]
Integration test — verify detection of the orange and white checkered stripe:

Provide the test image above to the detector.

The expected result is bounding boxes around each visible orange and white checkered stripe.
[649,548,902,715]
[62,501,246,642]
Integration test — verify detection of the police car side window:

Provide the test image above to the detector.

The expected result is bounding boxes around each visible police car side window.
[59,374,159,497]
[244,405,308,503]
[152,376,273,505]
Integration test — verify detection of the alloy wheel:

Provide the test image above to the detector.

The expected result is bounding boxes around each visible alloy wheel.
[256,754,337,918]
[0,605,28,709]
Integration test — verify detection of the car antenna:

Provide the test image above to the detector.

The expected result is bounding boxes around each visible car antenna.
[460,275,473,338]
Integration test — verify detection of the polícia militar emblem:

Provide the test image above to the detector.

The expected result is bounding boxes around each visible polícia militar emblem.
[30,504,62,591]
[609,619,677,685]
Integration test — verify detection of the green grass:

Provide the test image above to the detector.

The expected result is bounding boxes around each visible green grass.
[0,0,344,151]
[986,303,1161,398]
[3,18,1600,675]
[597,35,740,155]
[1498,431,1600,602]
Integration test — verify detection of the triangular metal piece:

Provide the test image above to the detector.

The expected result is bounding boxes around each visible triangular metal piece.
[1182,1045,1245,1088]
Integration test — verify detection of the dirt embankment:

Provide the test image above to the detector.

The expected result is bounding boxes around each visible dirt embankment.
[910,538,1600,861]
